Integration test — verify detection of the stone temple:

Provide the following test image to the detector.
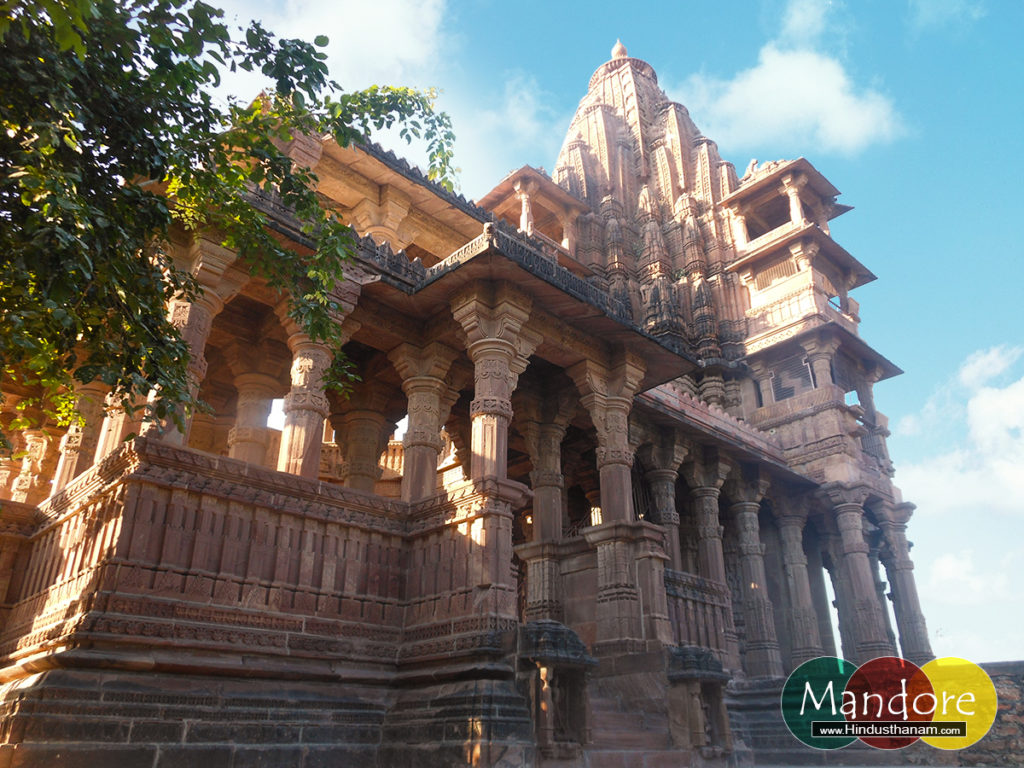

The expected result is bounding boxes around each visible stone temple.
[0,43,936,766]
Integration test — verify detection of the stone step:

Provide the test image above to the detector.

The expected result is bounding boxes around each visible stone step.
[589,726,670,750]
[589,708,644,732]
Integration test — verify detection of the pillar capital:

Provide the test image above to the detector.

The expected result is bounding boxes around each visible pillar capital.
[388,341,459,384]
[636,428,689,474]
[680,448,731,491]
[568,354,645,470]
[450,282,534,349]
[799,331,841,363]
[723,462,770,505]
[276,334,335,478]
[820,482,870,509]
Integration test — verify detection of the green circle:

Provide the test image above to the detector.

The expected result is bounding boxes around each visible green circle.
[781,656,860,749]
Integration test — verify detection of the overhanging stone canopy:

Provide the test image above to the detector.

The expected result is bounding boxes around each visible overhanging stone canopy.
[0,42,933,768]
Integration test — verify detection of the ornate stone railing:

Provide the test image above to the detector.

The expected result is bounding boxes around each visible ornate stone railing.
[748,384,846,429]
[0,439,411,674]
[745,280,858,339]
[664,569,733,660]
[639,386,785,464]
[741,219,802,254]
[0,440,525,678]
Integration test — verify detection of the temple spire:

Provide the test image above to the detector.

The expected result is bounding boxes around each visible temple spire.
[611,39,627,59]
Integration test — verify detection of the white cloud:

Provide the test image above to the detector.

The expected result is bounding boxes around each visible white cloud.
[956,344,1023,389]
[217,0,448,91]
[926,550,1009,606]
[895,345,1024,519]
[445,73,569,200]
[920,546,1024,662]
[209,0,564,201]
[908,0,986,31]
[897,385,1024,518]
[670,0,902,155]
[890,346,1024,661]
[779,0,830,44]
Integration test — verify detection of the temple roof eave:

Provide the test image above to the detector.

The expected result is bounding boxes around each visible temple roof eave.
[475,165,590,215]
[722,157,841,207]
[726,223,877,290]
[745,320,903,382]
[354,228,701,390]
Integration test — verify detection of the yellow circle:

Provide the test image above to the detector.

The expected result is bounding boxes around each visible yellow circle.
[920,657,998,750]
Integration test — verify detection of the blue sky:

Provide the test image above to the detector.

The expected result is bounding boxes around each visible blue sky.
[217,0,1024,662]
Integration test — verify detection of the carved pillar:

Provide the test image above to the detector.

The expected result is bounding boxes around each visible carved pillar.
[682,457,729,584]
[568,353,649,653]
[156,292,221,445]
[726,469,784,679]
[748,361,775,408]
[518,386,575,543]
[514,178,537,236]
[879,507,934,665]
[93,392,146,461]
[805,535,838,657]
[10,427,59,505]
[647,469,682,571]
[276,333,333,478]
[638,433,689,572]
[730,208,748,250]
[330,380,400,494]
[774,503,825,666]
[389,342,459,502]
[51,380,108,492]
[780,174,808,227]
[227,373,279,466]
[451,284,540,483]
[869,538,898,652]
[825,485,895,663]
[682,454,740,669]
[800,334,840,390]
[567,354,645,523]
[516,385,576,622]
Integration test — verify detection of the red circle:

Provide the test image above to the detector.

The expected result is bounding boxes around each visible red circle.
[843,656,935,749]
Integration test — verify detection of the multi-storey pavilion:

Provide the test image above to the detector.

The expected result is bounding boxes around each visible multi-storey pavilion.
[0,43,931,766]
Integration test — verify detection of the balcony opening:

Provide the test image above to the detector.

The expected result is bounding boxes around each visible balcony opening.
[744,195,791,240]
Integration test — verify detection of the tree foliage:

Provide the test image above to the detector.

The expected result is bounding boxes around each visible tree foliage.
[0,0,455,443]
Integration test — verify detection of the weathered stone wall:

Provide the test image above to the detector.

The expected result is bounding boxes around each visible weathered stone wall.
[958,661,1024,766]
[0,439,537,766]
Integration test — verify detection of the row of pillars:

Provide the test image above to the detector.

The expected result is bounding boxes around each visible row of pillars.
[25,276,932,675]
[525,429,932,674]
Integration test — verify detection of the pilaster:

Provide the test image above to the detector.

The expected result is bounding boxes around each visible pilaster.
[725,466,783,678]
[680,452,740,669]
[878,503,934,665]
[276,332,334,478]
[51,380,108,492]
[388,342,460,502]
[451,284,541,483]
[823,484,896,663]
[773,498,825,666]
[567,352,646,523]
[227,373,279,466]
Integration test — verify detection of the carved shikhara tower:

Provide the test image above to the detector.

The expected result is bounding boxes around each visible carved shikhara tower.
[0,44,932,767]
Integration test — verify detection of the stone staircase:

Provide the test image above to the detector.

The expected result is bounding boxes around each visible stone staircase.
[725,679,954,767]
[537,690,738,768]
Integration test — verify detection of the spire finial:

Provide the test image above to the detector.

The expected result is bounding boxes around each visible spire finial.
[611,39,627,59]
